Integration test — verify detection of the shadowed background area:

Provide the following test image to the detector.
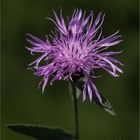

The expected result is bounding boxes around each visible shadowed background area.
[1,0,139,140]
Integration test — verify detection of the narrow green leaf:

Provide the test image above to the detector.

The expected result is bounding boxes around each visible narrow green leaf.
[75,80,116,115]
[94,94,116,116]
[76,87,81,99]
[69,82,81,99]
[7,124,74,140]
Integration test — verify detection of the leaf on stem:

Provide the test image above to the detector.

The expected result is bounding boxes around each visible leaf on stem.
[69,82,81,99]
[7,124,74,140]
[74,80,116,116]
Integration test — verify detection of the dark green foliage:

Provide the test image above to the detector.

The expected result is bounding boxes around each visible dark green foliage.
[8,124,74,140]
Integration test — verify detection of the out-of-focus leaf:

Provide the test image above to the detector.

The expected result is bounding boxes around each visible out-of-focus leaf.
[76,87,81,99]
[94,94,116,116]
[74,79,84,99]
[69,82,81,99]
[74,80,116,116]
[7,124,74,140]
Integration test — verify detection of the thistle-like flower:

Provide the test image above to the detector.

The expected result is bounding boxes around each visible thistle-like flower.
[27,9,123,103]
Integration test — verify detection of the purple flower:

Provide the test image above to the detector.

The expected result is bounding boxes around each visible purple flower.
[27,9,123,103]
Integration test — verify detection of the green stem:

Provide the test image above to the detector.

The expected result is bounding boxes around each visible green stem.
[70,82,79,140]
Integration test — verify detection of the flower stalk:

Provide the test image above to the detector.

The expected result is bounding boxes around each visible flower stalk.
[70,82,79,140]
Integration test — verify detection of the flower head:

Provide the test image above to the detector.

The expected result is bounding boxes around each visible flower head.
[27,9,123,102]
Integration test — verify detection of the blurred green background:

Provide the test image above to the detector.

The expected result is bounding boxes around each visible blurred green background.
[1,0,139,140]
